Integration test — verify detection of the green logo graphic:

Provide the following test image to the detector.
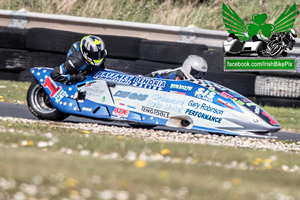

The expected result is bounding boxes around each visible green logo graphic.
[222,3,296,41]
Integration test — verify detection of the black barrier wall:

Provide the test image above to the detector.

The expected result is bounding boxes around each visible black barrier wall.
[0,27,299,107]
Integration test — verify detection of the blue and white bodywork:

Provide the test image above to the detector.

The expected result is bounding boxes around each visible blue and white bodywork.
[28,67,280,137]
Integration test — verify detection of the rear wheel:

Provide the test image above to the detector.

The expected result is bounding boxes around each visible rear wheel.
[27,80,69,121]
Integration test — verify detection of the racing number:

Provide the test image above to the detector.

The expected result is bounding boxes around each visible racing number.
[196,88,215,99]
[43,77,60,97]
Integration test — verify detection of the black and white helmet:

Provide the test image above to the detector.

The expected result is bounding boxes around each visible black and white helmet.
[181,55,208,80]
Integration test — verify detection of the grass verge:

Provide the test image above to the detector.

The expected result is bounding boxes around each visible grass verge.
[0,119,300,199]
[0,80,30,104]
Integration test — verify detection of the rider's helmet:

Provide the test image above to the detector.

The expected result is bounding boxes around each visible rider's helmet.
[290,28,298,40]
[181,55,208,80]
[80,35,107,67]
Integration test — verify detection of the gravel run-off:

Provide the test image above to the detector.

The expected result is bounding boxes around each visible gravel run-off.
[1,116,300,153]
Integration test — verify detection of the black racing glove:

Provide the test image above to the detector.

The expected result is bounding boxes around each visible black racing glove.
[70,73,86,83]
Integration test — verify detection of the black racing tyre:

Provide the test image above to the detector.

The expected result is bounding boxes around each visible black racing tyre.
[104,58,136,73]
[270,45,283,57]
[101,35,142,59]
[27,80,69,121]
[25,28,83,53]
[128,123,156,129]
[256,97,300,108]
[134,60,180,75]
[0,27,27,49]
[201,49,224,72]
[0,48,27,71]
[139,39,208,64]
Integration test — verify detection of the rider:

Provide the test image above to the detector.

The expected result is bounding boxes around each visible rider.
[147,55,208,81]
[50,35,107,84]
[268,28,298,56]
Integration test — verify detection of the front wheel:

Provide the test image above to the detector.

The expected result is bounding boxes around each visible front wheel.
[27,80,69,121]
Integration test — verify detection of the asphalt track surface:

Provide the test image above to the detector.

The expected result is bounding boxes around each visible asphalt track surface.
[1,102,300,141]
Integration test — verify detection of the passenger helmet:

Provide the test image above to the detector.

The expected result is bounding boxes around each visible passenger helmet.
[290,28,298,39]
[80,35,107,66]
[181,55,208,80]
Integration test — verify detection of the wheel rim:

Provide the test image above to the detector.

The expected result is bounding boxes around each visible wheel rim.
[270,45,282,56]
[31,84,56,114]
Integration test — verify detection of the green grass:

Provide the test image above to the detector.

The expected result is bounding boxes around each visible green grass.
[0,119,300,199]
[0,0,298,32]
[263,106,300,133]
[0,80,30,104]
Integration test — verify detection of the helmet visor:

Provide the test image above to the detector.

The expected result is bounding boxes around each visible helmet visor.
[83,46,105,66]
[190,68,206,79]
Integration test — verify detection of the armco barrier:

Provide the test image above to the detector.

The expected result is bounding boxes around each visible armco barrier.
[1,9,300,53]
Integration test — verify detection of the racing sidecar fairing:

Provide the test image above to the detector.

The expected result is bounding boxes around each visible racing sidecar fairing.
[28,67,280,137]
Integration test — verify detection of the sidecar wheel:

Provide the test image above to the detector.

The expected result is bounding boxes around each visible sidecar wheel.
[27,80,69,121]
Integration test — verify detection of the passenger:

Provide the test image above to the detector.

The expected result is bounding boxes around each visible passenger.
[147,55,208,80]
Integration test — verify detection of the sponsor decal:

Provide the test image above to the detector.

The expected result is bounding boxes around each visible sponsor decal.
[82,107,92,112]
[153,94,185,106]
[43,77,63,98]
[194,88,216,103]
[185,109,222,123]
[141,106,170,118]
[127,105,136,110]
[53,89,67,103]
[114,90,148,101]
[246,102,257,107]
[84,81,96,87]
[112,107,130,118]
[145,94,185,113]
[217,98,234,109]
[94,72,134,84]
[170,84,193,91]
[94,72,166,90]
[170,91,186,95]
[255,106,260,115]
[132,77,166,90]
[146,101,183,113]
[241,98,251,103]
[262,111,278,125]
[220,91,234,99]
[235,99,245,106]
[85,87,105,95]
[188,100,224,115]
[101,96,106,102]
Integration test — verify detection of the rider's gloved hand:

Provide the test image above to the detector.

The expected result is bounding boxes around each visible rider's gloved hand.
[70,73,86,83]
